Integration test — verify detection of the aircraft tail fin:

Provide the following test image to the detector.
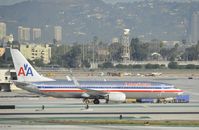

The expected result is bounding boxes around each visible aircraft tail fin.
[10,49,54,82]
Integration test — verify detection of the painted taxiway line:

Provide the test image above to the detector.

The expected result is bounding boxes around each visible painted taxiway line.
[1,112,199,115]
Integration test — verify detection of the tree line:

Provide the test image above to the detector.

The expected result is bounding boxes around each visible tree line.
[48,38,199,68]
[1,37,198,69]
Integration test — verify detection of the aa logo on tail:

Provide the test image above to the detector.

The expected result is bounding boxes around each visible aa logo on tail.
[18,64,33,76]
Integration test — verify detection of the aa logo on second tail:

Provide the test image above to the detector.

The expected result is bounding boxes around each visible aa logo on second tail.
[18,64,33,76]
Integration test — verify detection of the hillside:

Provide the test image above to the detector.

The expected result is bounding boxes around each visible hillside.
[0,0,199,42]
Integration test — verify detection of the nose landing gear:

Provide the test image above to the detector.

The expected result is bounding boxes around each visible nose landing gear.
[83,98,90,109]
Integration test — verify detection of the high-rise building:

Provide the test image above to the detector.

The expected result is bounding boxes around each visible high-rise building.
[32,28,41,42]
[191,12,199,44]
[54,26,62,42]
[18,26,30,42]
[0,22,6,40]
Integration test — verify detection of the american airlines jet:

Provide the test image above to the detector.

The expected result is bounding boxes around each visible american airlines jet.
[10,49,183,105]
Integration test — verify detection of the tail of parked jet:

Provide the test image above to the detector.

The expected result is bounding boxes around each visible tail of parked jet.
[10,49,54,82]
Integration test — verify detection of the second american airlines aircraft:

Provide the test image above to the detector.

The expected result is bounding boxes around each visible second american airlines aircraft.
[11,49,183,105]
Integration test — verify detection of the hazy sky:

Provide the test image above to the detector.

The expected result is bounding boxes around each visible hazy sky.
[0,0,199,5]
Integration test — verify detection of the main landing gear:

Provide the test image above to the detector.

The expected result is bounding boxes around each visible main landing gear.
[83,98,100,109]
[93,98,100,104]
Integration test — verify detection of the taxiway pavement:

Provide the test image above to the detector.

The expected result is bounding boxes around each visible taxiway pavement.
[0,76,199,129]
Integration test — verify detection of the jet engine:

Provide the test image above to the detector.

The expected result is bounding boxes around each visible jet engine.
[107,92,126,102]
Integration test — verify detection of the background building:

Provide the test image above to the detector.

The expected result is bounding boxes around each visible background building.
[54,26,62,43]
[0,22,6,40]
[121,29,130,62]
[0,69,11,92]
[112,37,119,43]
[191,12,199,44]
[18,26,30,42]
[0,48,5,56]
[20,44,51,64]
[32,28,41,42]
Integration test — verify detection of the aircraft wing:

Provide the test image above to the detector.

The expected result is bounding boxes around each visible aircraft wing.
[74,77,107,98]
[79,87,107,98]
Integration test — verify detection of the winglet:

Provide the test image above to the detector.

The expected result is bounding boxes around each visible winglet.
[72,77,80,86]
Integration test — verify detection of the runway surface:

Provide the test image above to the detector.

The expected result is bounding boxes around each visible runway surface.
[1,97,199,120]
[1,125,199,130]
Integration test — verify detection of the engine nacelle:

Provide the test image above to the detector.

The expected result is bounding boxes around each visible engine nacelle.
[107,92,126,102]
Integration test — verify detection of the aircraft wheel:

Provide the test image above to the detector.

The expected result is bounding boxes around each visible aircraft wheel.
[83,98,90,104]
[163,100,167,104]
[93,99,100,104]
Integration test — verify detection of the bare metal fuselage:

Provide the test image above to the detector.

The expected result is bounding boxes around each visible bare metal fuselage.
[15,80,183,99]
